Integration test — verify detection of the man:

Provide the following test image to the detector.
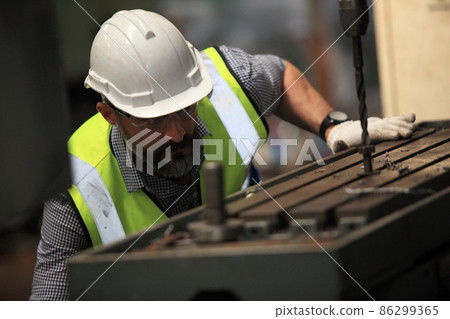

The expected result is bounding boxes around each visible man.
[30,9,415,300]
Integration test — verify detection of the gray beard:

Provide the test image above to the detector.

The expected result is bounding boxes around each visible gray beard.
[121,126,196,179]
[153,155,193,178]
[130,148,194,178]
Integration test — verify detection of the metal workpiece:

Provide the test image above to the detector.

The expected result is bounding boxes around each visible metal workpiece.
[187,161,244,243]
[68,127,450,300]
[202,161,227,224]
[187,218,244,243]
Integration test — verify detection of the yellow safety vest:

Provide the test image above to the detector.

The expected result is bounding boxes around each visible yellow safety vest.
[68,47,268,246]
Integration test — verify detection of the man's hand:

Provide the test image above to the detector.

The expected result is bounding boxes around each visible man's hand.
[327,113,416,152]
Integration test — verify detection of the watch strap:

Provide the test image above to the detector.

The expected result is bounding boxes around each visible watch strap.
[319,111,350,140]
[319,116,332,141]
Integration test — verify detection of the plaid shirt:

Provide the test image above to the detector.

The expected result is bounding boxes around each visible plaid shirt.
[30,45,285,300]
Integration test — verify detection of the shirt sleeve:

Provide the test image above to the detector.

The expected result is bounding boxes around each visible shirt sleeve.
[30,192,91,300]
[217,45,286,117]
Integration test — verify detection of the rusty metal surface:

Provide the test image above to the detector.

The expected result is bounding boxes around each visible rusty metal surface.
[68,127,450,301]
[228,129,436,219]
[295,132,450,221]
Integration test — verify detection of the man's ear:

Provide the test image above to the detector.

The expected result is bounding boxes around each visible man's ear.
[96,102,118,125]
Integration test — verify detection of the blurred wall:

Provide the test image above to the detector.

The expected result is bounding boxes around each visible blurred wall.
[375,0,450,122]
[0,1,71,232]
[0,0,71,300]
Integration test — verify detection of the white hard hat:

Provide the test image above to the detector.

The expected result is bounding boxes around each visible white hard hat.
[85,10,212,118]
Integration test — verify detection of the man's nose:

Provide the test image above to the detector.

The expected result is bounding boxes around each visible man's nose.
[164,115,185,143]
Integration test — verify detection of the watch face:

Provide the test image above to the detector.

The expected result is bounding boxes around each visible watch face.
[329,110,349,122]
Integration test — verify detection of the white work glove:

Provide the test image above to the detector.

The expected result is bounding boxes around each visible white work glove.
[327,113,416,152]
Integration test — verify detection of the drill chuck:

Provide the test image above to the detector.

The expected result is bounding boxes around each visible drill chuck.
[338,0,370,37]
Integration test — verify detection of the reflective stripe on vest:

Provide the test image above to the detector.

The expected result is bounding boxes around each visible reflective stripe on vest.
[68,46,267,246]
[69,153,125,245]
[68,114,168,246]
[199,47,268,196]
[201,51,260,166]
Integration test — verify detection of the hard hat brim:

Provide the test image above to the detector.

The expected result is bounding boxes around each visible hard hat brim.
[85,48,213,119]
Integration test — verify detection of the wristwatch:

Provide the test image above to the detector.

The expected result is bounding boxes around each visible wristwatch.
[319,110,350,140]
